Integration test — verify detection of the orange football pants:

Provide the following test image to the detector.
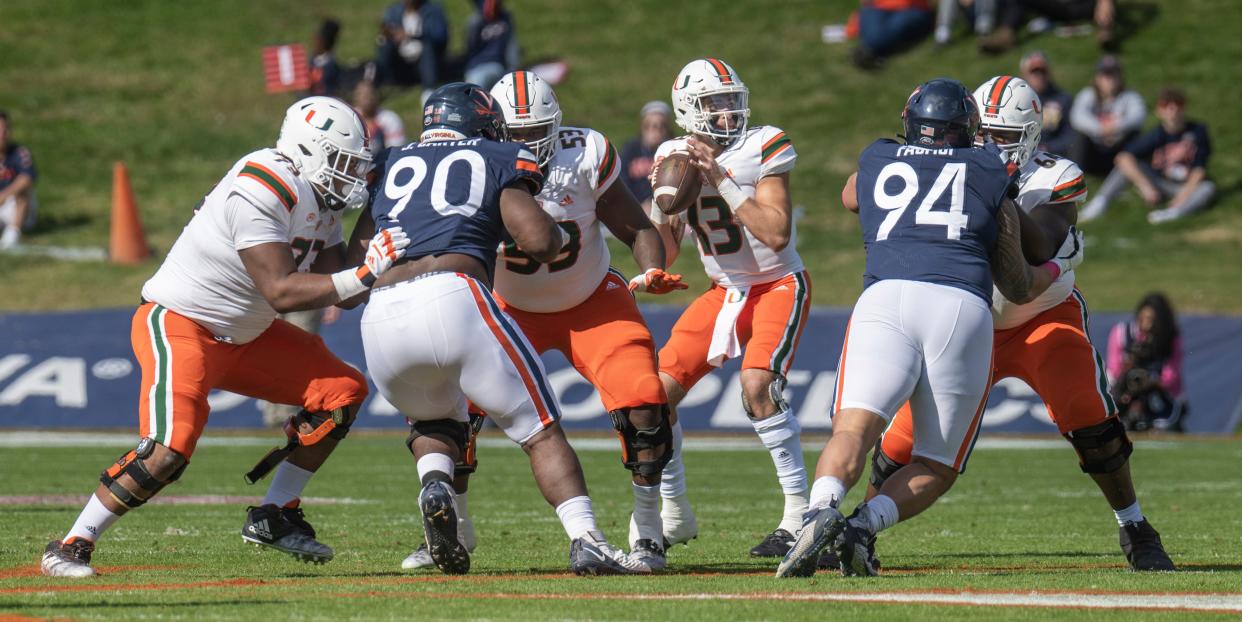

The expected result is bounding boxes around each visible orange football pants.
[494,270,666,412]
[131,302,368,457]
[659,271,812,391]
[879,290,1118,464]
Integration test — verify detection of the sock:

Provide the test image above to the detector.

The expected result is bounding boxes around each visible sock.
[858,494,899,533]
[809,476,847,509]
[1114,500,1144,527]
[779,491,810,534]
[261,462,314,507]
[631,483,661,543]
[64,494,122,543]
[416,453,455,487]
[751,410,809,494]
[457,492,476,550]
[554,495,599,541]
[659,421,687,498]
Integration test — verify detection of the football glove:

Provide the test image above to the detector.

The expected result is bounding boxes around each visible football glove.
[360,226,410,284]
[628,268,688,295]
[1049,226,1085,275]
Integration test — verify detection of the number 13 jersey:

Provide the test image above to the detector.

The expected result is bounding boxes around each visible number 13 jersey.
[492,126,620,313]
[654,125,802,288]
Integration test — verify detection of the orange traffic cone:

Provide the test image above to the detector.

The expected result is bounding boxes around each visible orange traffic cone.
[110,161,150,264]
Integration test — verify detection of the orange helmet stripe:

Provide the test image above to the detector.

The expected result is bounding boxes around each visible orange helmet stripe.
[986,76,1014,115]
[705,58,734,85]
[513,71,530,114]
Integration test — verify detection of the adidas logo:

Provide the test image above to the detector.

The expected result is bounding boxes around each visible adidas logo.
[559,195,574,206]
[248,519,272,540]
[606,281,620,291]
[776,450,790,459]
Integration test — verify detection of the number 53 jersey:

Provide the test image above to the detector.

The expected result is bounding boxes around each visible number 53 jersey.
[492,126,620,313]
[654,126,801,288]
[856,139,1011,304]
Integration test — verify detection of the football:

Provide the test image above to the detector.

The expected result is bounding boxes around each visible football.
[652,152,701,215]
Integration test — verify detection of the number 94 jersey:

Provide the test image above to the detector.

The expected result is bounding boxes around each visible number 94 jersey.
[370,138,543,279]
[492,126,620,313]
[856,139,1011,304]
[654,125,801,288]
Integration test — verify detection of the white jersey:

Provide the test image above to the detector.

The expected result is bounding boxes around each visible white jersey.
[991,150,1087,330]
[654,125,802,288]
[142,148,343,344]
[493,126,620,313]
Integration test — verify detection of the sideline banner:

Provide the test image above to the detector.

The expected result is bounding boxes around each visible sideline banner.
[1,306,1239,434]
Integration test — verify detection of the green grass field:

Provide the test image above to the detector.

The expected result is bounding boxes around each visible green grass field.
[0,0,1239,312]
[1,433,1240,620]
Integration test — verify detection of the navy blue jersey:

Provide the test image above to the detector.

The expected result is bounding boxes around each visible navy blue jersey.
[371,138,542,279]
[855,139,1011,303]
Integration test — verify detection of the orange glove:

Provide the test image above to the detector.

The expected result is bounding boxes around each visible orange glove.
[628,268,689,295]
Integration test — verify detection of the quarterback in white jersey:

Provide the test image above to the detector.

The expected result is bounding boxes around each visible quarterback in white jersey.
[41,97,411,579]
[868,76,1174,572]
[651,58,813,559]
[399,71,685,574]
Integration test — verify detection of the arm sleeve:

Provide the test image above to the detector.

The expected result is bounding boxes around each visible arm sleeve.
[1069,89,1100,135]
[227,190,290,251]
[1047,160,1088,204]
[1117,91,1147,134]
[1160,336,1185,398]
[589,131,621,199]
[500,146,544,195]
[758,127,796,177]
[1106,322,1127,383]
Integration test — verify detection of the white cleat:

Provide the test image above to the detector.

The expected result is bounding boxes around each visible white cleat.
[660,494,699,548]
[41,540,97,578]
[570,531,650,575]
[629,539,667,572]
[403,514,476,570]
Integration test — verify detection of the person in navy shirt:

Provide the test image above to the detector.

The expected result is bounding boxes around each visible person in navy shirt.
[462,0,520,89]
[0,110,37,249]
[1082,87,1215,224]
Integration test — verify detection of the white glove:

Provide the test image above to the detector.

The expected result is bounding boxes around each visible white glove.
[1049,226,1084,275]
[331,226,410,301]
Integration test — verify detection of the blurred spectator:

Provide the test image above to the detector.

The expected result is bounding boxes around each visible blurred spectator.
[1020,50,1074,156]
[980,0,1115,53]
[619,101,673,210]
[934,0,998,46]
[309,19,342,97]
[1081,88,1214,224]
[0,111,37,250]
[353,81,407,151]
[846,1,934,70]
[1068,55,1144,175]
[1107,292,1186,432]
[462,0,520,89]
[376,0,449,91]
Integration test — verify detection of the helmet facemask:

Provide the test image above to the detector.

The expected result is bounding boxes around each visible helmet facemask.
[689,90,749,147]
[508,111,561,168]
[310,136,372,211]
[976,121,1040,167]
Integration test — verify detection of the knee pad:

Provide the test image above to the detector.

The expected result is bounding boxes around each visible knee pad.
[742,375,789,419]
[289,406,356,445]
[406,418,472,458]
[99,438,188,509]
[455,411,486,475]
[610,405,673,478]
[869,439,907,489]
[1065,417,1133,474]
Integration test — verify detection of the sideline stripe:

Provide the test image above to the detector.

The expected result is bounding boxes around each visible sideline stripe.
[0,494,374,506]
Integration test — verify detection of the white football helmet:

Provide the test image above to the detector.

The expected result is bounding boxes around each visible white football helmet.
[671,58,750,147]
[490,71,562,168]
[276,96,373,210]
[972,76,1042,167]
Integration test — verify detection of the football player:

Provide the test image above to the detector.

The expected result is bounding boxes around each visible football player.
[647,58,811,558]
[778,78,1081,578]
[400,71,685,573]
[855,76,1174,572]
[357,83,643,576]
[41,97,410,577]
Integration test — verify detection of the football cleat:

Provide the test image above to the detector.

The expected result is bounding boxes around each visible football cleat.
[419,480,470,575]
[629,539,667,573]
[41,539,97,578]
[570,531,647,576]
[660,495,699,549]
[749,529,796,557]
[1120,520,1175,571]
[836,510,880,577]
[242,504,334,564]
[401,543,435,570]
[776,505,845,578]
[817,542,882,572]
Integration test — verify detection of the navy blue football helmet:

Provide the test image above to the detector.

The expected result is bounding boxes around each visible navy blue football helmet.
[902,78,981,148]
[421,82,510,142]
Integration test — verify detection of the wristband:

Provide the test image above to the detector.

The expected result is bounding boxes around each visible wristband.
[1038,261,1062,282]
[331,267,370,302]
[648,201,669,225]
[715,174,749,211]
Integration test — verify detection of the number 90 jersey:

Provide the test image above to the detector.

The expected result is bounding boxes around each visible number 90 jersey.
[856,139,1011,304]
[370,138,543,280]
[492,126,620,313]
[654,126,802,288]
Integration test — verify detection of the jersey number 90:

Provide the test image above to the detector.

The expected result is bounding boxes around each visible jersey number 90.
[383,150,488,220]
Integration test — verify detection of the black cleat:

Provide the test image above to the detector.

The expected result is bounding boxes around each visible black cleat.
[419,480,470,575]
[242,504,334,564]
[41,539,97,577]
[1120,520,1175,571]
[570,531,645,575]
[749,528,796,557]
[817,542,882,572]
[835,512,880,576]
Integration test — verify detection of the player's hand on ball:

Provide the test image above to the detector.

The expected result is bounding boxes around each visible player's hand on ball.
[686,136,725,186]
[629,268,688,295]
[364,226,410,279]
[1051,226,1085,273]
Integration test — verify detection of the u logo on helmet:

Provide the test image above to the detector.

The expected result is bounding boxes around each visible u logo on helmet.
[304,110,335,132]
